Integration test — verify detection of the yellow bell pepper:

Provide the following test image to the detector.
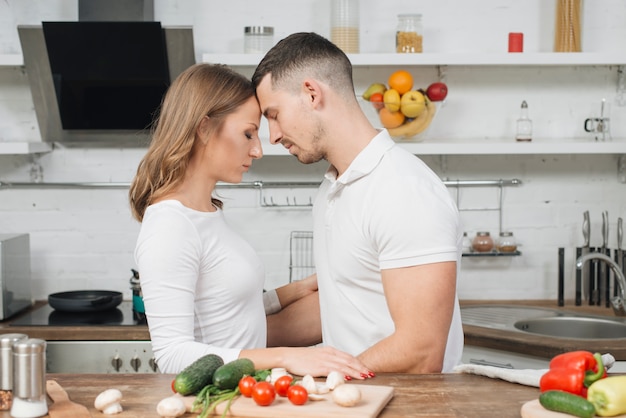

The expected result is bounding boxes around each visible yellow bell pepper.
[587,375,626,417]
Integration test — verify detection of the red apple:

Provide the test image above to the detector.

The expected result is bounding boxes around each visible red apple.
[426,82,448,102]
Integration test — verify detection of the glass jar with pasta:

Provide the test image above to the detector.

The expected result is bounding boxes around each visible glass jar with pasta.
[396,14,423,53]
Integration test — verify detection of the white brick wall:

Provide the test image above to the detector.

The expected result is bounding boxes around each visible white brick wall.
[1,1,625,306]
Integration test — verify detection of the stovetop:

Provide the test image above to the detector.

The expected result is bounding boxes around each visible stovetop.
[9,301,147,326]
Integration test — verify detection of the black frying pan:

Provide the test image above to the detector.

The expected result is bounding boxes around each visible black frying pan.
[48,290,123,313]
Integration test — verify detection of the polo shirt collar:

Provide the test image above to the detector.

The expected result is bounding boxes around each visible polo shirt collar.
[324,130,395,186]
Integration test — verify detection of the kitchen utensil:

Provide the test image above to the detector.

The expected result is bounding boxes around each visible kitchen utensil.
[48,290,123,313]
[213,384,394,418]
[575,247,582,305]
[581,211,592,303]
[46,380,92,418]
[601,210,609,306]
[521,399,626,418]
[617,217,623,297]
[557,248,564,306]
[289,231,315,282]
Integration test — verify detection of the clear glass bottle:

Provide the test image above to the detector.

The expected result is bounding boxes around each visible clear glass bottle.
[330,0,359,53]
[396,14,423,53]
[472,231,494,253]
[515,100,532,142]
[496,231,518,253]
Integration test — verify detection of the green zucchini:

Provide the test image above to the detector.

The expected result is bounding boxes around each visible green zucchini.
[539,390,596,418]
[173,353,224,395]
[212,358,256,390]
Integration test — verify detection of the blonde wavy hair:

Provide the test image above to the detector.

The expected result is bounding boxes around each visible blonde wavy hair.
[129,63,256,222]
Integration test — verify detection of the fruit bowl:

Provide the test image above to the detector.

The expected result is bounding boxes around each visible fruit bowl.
[359,97,441,142]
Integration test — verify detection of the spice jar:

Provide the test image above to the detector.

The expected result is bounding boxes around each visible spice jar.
[396,13,423,53]
[462,232,472,253]
[496,231,518,253]
[472,231,494,252]
[243,26,274,54]
[0,333,28,411]
[10,338,47,418]
[330,0,359,53]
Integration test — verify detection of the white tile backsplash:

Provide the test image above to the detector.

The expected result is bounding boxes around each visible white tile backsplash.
[1,1,625,306]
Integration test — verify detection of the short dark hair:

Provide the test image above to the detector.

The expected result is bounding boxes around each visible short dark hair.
[252,32,354,97]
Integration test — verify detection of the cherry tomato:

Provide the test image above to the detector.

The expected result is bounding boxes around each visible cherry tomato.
[274,375,294,397]
[287,384,308,405]
[238,375,257,398]
[369,92,384,110]
[171,378,177,393]
[252,381,276,406]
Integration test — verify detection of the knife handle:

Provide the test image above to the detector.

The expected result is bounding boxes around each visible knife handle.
[558,248,565,306]
[575,247,582,306]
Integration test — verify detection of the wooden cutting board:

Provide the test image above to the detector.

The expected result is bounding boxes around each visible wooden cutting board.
[521,399,626,418]
[46,380,93,418]
[210,384,394,418]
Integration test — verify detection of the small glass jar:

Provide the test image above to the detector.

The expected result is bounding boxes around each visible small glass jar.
[396,14,423,53]
[462,232,472,253]
[331,0,360,53]
[496,231,518,253]
[472,231,494,253]
[244,26,274,54]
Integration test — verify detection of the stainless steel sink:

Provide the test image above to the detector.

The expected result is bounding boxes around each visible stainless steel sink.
[514,316,626,339]
[461,305,626,340]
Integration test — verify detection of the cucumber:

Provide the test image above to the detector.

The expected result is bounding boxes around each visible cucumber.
[212,358,256,390]
[173,353,224,396]
[539,390,596,418]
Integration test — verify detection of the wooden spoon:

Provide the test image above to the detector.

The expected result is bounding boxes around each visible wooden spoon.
[46,380,92,418]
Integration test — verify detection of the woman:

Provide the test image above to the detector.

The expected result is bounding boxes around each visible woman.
[129,63,371,379]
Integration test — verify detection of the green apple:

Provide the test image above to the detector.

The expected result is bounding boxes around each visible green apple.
[400,90,426,118]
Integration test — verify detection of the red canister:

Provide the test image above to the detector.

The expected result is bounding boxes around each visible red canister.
[508,32,523,53]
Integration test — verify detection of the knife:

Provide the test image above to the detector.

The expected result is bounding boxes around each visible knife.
[601,211,609,307]
[581,211,592,304]
[616,217,623,298]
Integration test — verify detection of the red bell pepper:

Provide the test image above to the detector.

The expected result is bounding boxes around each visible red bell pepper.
[539,351,605,397]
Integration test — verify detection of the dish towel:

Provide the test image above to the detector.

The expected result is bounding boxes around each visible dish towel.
[453,353,615,387]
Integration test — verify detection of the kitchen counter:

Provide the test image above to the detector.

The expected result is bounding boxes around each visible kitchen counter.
[460,300,626,361]
[1,300,624,361]
[0,373,545,418]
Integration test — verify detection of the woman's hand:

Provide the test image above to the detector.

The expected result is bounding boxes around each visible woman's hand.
[280,346,374,380]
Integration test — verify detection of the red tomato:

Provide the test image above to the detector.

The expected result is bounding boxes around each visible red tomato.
[287,385,308,405]
[238,375,257,397]
[171,378,176,393]
[369,92,384,110]
[274,375,294,397]
[252,381,276,406]
[426,82,448,102]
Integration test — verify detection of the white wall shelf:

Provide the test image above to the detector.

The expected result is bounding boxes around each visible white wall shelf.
[202,52,625,67]
[0,142,52,155]
[0,54,23,66]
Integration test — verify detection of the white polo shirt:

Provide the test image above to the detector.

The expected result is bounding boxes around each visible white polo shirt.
[313,130,464,372]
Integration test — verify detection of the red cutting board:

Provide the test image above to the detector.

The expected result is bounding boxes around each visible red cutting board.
[521,399,626,418]
[212,384,394,418]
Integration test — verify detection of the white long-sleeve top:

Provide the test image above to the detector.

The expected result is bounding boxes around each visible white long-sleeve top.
[134,200,269,373]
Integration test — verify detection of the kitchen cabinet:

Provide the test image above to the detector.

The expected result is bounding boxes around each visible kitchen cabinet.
[202,52,626,157]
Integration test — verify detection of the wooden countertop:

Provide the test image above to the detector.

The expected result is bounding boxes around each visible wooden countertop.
[0,373,545,418]
[460,300,626,361]
[1,300,624,360]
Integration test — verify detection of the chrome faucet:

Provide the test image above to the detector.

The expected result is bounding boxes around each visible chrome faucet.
[576,252,626,316]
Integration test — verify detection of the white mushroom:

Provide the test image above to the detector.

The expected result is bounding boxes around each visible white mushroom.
[326,371,345,390]
[156,396,186,418]
[94,388,123,414]
[300,374,318,394]
[269,367,290,384]
[332,384,361,407]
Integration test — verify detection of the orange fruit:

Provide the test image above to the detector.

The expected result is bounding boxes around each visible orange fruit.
[378,107,406,129]
[388,70,414,95]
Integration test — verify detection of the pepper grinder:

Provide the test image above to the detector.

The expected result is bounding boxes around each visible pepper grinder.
[0,333,28,411]
[10,338,47,418]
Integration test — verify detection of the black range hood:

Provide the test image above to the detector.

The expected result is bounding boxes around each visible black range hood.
[18,21,194,146]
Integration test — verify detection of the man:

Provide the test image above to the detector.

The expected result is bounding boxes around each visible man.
[252,32,464,373]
